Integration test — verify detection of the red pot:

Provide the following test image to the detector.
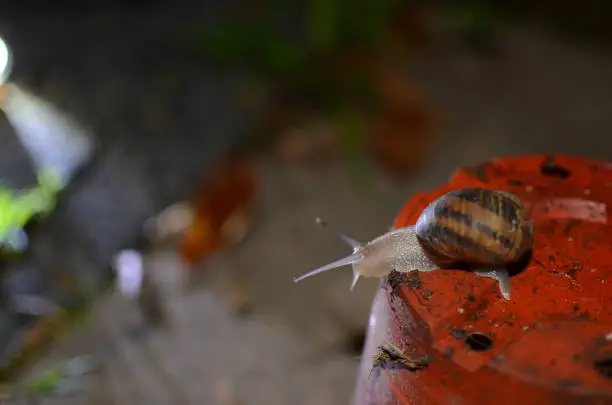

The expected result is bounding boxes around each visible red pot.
[353,155,612,405]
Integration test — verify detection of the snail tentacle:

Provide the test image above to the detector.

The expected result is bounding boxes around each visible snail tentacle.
[473,267,511,300]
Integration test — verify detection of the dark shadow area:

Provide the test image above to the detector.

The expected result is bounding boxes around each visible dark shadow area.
[465,332,493,352]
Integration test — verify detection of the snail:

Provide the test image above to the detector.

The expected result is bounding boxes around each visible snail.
[293,188,533,300]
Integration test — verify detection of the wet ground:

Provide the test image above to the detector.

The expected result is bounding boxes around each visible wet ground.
[4,9,612,405]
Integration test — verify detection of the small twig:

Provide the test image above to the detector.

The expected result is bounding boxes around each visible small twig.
[369,340,428,378]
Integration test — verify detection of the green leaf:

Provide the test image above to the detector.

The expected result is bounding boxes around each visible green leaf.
[308,0,339,52]
[25,369,65,396]
[334,108,373,185]
[186,24,255,65]
[253,34,307,76]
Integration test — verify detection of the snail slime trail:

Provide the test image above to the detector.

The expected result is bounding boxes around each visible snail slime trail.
[293,189,533,300]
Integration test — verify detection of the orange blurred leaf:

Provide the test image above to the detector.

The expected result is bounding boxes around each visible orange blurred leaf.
[275,117,340,166]
[388,5,431,52]
[367,65,437,177]
[179,157,257,268]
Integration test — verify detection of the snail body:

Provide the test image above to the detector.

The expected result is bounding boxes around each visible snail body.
[293,188,533,300]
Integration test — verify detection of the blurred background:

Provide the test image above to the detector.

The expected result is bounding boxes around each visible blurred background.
[0,0,612,403]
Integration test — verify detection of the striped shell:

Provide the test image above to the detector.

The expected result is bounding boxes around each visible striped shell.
[415,188,533,266]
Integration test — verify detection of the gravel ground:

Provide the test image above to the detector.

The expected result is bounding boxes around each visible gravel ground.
[5,14,612,405]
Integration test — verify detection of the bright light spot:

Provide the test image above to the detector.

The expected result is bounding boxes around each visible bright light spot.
[0,36,10,85]
[368,312,377,329]
[113,249,144,298]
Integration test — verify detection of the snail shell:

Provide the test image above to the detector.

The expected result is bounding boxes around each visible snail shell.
[415,188,533,267]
